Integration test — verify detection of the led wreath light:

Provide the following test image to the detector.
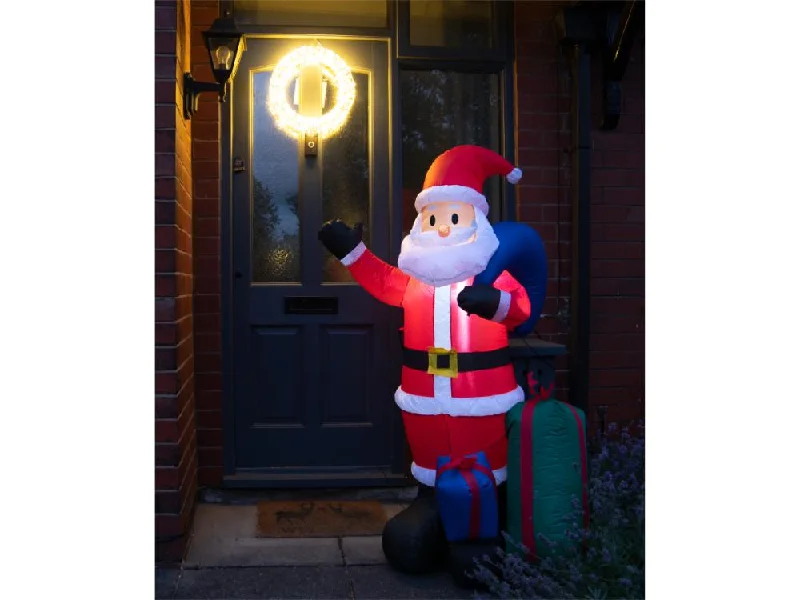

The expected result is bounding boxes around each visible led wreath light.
[267,45,356,140]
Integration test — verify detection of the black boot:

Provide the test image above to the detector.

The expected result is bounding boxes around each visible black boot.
[382,484,447,574]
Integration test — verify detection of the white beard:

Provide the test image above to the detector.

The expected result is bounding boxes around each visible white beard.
[398,209,499,287]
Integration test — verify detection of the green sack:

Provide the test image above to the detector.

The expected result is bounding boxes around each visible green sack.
[506,398,588,559]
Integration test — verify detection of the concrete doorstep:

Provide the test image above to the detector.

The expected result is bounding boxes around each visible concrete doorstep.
[155,503,473,599]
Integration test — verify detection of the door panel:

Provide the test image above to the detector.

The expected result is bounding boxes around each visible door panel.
[230,37,401,479]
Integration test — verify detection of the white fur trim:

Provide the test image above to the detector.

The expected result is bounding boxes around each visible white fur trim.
[491,290,511,322]
[395,385,525,417]
[506,167,522,184]
[414,185,489,215]
[433,286,452,401]
[411,462,507,487]
[340,241,366,267]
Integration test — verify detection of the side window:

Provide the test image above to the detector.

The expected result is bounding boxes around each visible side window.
[398,1,511,233]
[400,71,502,233]
[232,0,388,28]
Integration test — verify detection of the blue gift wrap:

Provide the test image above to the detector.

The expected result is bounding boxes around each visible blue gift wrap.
[434,452,500,542]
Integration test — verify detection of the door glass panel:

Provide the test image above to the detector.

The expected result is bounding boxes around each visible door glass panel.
[251,69,301,283]
[409,0,493,49]
[400,70,501,234]
[322,72,371,283]
[233,0,388,28]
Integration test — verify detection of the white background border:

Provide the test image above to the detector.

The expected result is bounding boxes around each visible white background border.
[1,1,799,599]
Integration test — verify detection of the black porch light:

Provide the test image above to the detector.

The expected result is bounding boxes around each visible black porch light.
[183,12,246,120]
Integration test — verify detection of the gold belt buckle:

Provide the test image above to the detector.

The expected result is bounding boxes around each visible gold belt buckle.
[427,347,458,378]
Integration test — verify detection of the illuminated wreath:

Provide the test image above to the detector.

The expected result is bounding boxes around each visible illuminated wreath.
[267,45,356,139]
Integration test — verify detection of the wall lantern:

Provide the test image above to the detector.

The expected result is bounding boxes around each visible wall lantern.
[267,45,356,155]
[183,12,246,120]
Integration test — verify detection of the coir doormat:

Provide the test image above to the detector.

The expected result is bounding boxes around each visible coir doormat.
[256,500,388,538]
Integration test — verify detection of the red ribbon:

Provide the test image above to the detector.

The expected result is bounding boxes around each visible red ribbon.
[437,456,496,539]
[526,372,554,401]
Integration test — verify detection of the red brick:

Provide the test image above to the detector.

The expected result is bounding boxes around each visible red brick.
[199,447,223,467]
[156,372,179,395]
[156,419,179,444]
[156,443,181,468]
[155,178,176,201]
[156,395,180,419]
[197,410,223,429]
[155,6,177,30]
[156,105,176,129]
[155,154,176,177]
[590,369,643,388]
[593,224,644,242]
[194,236,219,256]
[156,323,178,345]
[155,249,176,273]
[155,490,182,514]
[590,278,644,297]
[598,187,643,206]
[195,275,221,294]
[195,332,221,353]
[155,297,176,322]
[196,372,222,394]
[589,351,644,370]
[155,31,177,55]
[155,130,176,154]
[591,260,644,278]
[517,93,559,114]
[195,255,220,277]
[591,241,644,260]
[590,296,644,315]
[198,428,223,447]
[196,388,222,410]
[155,56,177,80]
[591,315,643,334]
[156,274,177,297]
[602,151,643,169]
[194,179,220,200]
[192,120,219,141]
[192,140,219,161]
[589,334,644,353]
[199,466,224,487]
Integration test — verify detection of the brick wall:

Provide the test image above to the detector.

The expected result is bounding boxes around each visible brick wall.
[190,0,225,488]
[514,0,645,431]
[155,0,198,563]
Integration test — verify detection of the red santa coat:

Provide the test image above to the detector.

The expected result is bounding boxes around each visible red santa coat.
[342,242,531,486]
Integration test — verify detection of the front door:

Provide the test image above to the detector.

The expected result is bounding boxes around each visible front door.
[229,36,403,484]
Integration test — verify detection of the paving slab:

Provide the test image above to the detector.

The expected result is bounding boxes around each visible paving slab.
[190,504,257,540]
[342,536,386,566]
[173,566,351,600]
[186,536,344,567]
[155,567,180,599]
[349,564,472,599]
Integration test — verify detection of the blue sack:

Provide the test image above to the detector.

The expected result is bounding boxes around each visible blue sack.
[435,452,499,542]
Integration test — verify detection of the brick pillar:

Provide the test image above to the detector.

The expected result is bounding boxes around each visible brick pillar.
[513,0,573,400]
[514,0,645,432]
[190,0,225,488]
[155,0,198,564]
[588,34,645,428]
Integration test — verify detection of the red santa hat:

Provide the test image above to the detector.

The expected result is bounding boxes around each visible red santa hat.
[414,145,522,216]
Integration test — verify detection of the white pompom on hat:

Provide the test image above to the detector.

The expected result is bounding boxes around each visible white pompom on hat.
[414,145,523,216]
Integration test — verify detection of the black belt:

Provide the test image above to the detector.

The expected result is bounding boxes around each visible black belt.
[402,346,512,378]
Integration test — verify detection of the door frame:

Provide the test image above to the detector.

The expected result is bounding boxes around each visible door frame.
[219,1,517,487]
[220,33,408,487]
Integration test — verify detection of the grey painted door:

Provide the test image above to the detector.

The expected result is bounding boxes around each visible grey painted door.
[230,37,401,482]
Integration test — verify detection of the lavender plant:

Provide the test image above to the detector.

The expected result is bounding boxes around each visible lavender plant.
[473,422,645,600]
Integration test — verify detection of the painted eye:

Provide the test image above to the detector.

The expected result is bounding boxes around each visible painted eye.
[429,215,436,226]
[451,214,459,225]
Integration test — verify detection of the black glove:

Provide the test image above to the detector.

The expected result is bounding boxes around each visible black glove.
[318,220,363,260]
[457,284,502,320]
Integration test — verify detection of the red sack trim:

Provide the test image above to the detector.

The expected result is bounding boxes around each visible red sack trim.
[436,455,497,540]
[520,399,537,560]
[565,404,590,538]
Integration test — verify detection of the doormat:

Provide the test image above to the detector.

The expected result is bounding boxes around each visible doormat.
[256,500,388,538]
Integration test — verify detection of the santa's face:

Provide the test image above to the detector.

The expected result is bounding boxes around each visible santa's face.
[398,200,499,287]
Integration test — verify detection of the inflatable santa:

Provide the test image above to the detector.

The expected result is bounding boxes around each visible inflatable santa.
[318,145,531,581]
